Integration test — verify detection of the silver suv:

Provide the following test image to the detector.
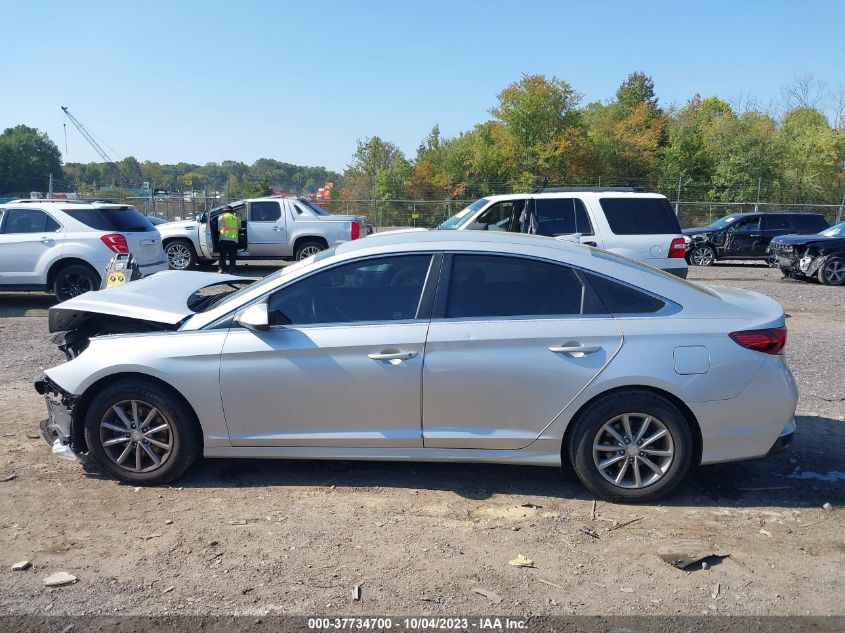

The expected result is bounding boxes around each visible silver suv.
[0,200,168,300]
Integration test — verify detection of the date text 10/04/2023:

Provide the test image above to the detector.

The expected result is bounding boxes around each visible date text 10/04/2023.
[307,618,529,630]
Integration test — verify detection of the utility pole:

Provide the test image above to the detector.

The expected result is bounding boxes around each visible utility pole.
[754,177,762,212]
[48,173,54,198]
[62,124,68,156]
[837,189,844,224]
[675,176,682,215]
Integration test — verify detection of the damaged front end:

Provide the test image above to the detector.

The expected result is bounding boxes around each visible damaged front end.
[34,372,83,460]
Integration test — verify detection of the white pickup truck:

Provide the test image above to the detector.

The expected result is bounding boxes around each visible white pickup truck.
[157,196,367,269]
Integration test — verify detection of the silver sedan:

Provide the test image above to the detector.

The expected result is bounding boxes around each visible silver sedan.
[35,230,798,502]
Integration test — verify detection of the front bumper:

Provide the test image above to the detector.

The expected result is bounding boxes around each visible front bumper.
[34,372,80,452]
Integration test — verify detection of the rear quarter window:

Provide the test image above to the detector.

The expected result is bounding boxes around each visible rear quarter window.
[599,197,681,235]
[586,273,666,314]
[64,207,155,232]
[790,214,829,233]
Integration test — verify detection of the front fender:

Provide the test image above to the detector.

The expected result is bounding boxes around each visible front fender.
[44,330,232,448]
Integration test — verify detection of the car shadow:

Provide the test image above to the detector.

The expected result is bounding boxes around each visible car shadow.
[157,414,845,509]
[0,293,56,317]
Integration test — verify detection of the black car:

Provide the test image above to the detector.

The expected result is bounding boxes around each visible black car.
[768,222,845,286]
[683,212,830,266]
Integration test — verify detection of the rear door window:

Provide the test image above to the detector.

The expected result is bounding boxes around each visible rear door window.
[1,208,61,233]
[64,207,155,232]
[534,198,593,236]
[444,254,606,319]
[599,197,681,235]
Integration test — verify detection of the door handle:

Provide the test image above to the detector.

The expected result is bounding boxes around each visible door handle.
[39,236,52,243]
[272,226,285,232]
[549,345,601,356]
[368,350,418,361]
[583,241,597,247]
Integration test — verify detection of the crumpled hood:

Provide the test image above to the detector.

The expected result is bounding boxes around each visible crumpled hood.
[683,227,715,237]
[770,233,840,246]
[48,270,252,332]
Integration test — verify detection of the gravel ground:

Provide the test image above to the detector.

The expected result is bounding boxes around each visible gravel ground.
[0,261,842,618]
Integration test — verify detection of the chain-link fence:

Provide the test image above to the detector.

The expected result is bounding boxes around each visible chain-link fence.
[3,192,843,230]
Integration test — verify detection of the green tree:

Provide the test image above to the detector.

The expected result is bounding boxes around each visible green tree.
[0,125,63,193]
[773,107,843,202]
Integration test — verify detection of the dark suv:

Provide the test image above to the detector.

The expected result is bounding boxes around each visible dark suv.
[683,212,830,266]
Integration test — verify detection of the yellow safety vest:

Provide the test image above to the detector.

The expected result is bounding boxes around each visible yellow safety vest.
[219,212,239,241]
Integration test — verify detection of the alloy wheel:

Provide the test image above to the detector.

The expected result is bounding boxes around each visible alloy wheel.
[690,246,714,266]
[298,245,323,259]
[823,259,845,284]
[592,413,675,489]
[99,400,174,473]
[59,273,94,299]
[166,243,192,270]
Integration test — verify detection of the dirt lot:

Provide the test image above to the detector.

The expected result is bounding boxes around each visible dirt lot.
[0,262,842,617]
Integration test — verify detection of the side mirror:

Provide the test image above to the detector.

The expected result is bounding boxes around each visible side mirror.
[234,303,270,331]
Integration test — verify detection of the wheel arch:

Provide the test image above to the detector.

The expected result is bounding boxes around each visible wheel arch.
[71,371,202,453]
[560,385,703,468]
[46,257,102,288]
[293,235,329,253]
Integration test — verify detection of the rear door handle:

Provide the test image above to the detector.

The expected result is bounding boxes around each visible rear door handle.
[272,226,285,232]
[368,350,418,361]
[39,236,52,243]
[549,345,601,356]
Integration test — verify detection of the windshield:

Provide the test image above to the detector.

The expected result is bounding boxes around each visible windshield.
[708,215,740,230]
[439,198,489,230]
[819,222,845,237]
[589,248,719,298]
[299,198,330,216]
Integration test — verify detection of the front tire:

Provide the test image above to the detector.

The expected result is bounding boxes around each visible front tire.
[569,390,693,503]
[164,239,197,271]
[687,245,715,267]
[84,378,201,485]
[817,256,845,286]
[53,264,100,301]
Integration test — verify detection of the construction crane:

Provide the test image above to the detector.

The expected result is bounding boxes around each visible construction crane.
[61,106,119,189]
[61,106,115,164]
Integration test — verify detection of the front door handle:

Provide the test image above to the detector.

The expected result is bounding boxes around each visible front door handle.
[272,226,285,232]
[549,345,601,356]
[368,350,418,361]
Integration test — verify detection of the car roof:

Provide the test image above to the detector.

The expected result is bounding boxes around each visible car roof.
[480,191,667,203]
[0,199,132,210]
[337,228,588,257]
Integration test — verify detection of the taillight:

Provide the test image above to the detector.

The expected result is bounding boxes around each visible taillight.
[351,221,360,240]
[100,233,129,253]
[669,237,687,258]
[729,327,787,354]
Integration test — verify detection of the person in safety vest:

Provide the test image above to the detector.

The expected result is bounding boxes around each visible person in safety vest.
[217,206,241,274]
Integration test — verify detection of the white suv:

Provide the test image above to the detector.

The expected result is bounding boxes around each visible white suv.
[439,188,688,277]
[0,200,168,300]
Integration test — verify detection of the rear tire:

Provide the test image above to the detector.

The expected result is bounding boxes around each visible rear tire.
[295,240,327,261]
[687,245,715,267]
[164,239,197,271]
[817,256,845,286]
[53,264,100,301]
[84,378,202,485]
[569,390,693,503]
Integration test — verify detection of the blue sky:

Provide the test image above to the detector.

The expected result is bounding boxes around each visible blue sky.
[1,0,842,172]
